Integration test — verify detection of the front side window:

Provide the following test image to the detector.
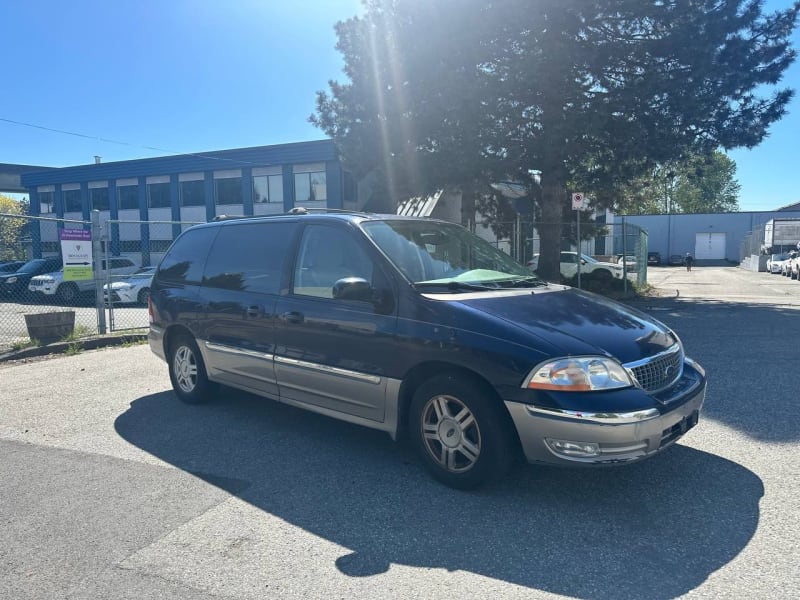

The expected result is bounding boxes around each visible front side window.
[63,189,82,212]
[203,221,296,295]
[215,177,242,205]
[294,171,327,203]
[362,219,534,286]
[148,182,171,209]
[293,225,374,298]
[253,174,283,203]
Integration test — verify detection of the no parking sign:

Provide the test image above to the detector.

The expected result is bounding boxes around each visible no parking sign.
[572,192,588,210]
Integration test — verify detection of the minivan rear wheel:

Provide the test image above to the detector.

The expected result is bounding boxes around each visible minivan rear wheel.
[168,334,216,404]
[409,374,513,489]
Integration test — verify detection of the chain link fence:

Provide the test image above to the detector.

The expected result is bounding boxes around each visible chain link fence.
[3,210,649,354]
[476,218,649,289]
[0,212,199,354]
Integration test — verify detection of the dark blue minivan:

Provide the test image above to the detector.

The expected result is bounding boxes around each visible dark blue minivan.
[148,211,706,489]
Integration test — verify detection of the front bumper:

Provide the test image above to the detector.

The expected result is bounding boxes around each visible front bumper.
[505,362,706,466]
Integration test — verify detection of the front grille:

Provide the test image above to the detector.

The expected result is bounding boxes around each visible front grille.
[625,345,683,393]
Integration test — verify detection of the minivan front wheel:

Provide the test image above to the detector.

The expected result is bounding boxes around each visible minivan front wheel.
[168,334,216,404]
[409,374,513,489]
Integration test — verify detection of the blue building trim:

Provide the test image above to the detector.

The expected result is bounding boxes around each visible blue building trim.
[282,164,293,212]
[29,189,42,259]
[325,161,343,209]
[241,167,253,216]
[204,172,215,222]
[138,177,150,266]
[80,182,90,227]
[170,174,181,240]
[20,140,337,186]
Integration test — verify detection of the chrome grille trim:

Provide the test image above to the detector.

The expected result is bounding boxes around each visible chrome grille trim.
[624,343,683,394]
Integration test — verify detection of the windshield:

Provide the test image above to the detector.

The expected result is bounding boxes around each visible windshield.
[17,260,49,274]
[361,219,542,289]
[581,254,599,264]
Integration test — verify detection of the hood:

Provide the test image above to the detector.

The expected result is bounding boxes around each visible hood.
[455,287,676,364]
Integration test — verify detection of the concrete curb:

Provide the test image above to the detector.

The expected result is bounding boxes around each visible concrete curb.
[0,333,148,363]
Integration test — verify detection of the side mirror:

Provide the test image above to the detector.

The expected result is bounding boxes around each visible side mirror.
[332,277,372,301]
[333,277,395,313]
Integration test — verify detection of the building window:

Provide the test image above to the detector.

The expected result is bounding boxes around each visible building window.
[180,180,205,207]
[215,177,242,205]
[294,170,327,203]
[39,191,55,213]
[148,182,171,209]
[90,188,110,211]
[118,185,139,210]
[253,174,283,203]
[63,189,82,212]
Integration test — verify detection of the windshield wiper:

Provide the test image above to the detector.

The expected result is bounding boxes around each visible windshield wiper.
[502,276,549,288]
[415,280,497,292]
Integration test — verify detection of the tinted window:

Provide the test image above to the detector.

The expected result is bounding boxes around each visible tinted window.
[158,226,218,284]
[202,221,296,295]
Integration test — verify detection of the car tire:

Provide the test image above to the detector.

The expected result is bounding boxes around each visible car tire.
[168,334,217,404]
[409,373,514,490]
[56,282,79,304]
[593,269,613,281]
[137,287,150,305]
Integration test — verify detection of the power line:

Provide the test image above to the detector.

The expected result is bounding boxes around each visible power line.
[0,116,276,167]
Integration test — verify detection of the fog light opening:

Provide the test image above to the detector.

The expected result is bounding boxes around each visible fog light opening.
[545,438,601,458]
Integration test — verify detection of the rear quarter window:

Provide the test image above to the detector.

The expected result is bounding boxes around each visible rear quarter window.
[157,226,219,284]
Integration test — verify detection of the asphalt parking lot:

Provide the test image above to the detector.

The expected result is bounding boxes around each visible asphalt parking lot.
[1,264,798,600]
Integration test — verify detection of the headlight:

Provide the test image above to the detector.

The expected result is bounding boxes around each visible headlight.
[524,356,633,391]
[6,276,17,283]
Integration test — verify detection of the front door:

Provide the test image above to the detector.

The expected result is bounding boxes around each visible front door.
[273,223,397,423]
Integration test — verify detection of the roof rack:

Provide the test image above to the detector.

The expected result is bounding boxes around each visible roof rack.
[286,207,370,216]
[211,214,249,221]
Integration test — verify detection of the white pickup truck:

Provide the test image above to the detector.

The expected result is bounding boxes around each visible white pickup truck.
[28,257,139,303]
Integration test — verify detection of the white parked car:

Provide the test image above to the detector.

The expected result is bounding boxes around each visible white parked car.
[528,251,624,280]
[766,253,788,274]
[28,257,139,303]
[103,266,157,305]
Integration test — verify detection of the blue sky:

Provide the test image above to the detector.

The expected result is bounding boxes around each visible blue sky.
[2,0,798,212]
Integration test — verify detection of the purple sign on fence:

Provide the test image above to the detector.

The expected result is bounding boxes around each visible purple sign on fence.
[59,228,93,281]
[59,229,92,242]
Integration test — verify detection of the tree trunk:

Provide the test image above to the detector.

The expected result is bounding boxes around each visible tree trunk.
[536,178,566,282]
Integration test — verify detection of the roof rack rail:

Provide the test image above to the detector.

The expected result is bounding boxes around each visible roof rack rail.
[211,214,248,221]
[286,207,370,216]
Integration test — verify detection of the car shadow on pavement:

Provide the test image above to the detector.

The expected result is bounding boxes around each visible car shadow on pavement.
[115,389,763,599]
[629,297,800,443]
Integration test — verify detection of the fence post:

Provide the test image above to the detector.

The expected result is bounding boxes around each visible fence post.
[91,210,107,334]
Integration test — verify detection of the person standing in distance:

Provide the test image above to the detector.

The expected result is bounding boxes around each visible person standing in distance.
[684,252,694,272]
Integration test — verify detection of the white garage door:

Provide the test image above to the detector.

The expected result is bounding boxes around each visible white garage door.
[695,232,726,260]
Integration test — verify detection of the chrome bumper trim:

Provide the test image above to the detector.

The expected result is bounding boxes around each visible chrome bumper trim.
[526,404,660,424]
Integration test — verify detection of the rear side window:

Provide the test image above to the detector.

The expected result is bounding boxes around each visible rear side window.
[202,221,296,295]
[158,227,219,284]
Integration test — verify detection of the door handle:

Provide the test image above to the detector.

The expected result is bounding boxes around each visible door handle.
[279,311,304,324]
[246,305,261,318]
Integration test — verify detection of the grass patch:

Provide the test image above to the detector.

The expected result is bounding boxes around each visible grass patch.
[60,324,93,343]
[64,341,83,356]
[11,338,41,351]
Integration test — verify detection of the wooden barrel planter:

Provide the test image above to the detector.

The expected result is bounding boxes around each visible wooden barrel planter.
[24,311,76,344]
